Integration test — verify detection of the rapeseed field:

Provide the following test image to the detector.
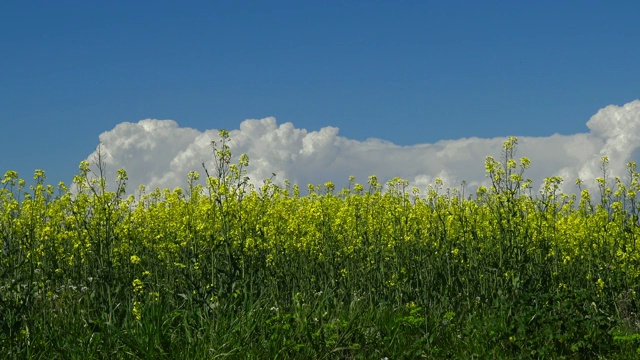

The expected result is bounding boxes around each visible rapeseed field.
[2,134,639,358]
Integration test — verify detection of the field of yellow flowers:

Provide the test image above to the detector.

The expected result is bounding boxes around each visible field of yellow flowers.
[2,134,640,358]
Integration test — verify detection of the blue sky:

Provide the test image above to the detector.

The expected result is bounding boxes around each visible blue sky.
[2,1,640,192]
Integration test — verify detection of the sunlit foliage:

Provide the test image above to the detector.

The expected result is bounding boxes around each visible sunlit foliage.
[1,134,640,358]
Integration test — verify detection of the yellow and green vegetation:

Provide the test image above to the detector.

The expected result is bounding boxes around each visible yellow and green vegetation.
[2,133,640,358]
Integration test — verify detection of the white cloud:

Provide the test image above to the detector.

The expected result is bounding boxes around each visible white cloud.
[84,100,640,197]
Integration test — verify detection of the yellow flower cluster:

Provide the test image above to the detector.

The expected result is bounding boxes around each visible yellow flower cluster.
[1,136,639,320]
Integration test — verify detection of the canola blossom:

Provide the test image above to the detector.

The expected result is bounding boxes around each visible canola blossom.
[1,135,640,358]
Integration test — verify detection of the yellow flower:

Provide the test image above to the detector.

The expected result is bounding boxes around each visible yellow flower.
[132,301,142,321]
[132,278,144,294]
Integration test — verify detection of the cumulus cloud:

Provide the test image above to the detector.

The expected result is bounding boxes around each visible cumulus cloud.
[84,100,640,197]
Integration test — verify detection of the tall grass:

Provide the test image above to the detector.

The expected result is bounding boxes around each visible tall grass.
[1,134,639,358]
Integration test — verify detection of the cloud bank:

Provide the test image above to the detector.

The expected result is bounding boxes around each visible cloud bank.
[85,100,640,197]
